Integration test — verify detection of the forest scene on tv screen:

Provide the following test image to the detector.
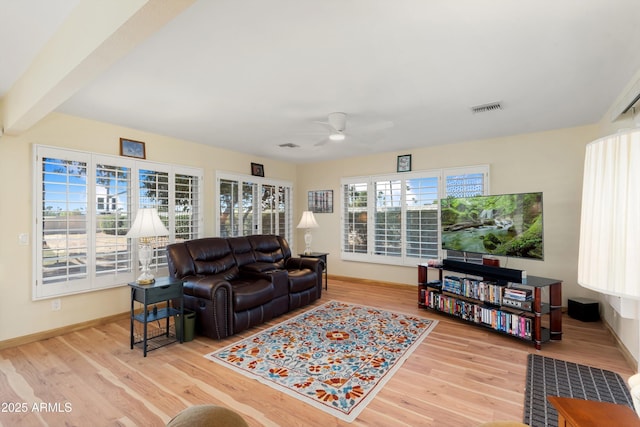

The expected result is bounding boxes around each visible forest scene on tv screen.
[441,192,544,260]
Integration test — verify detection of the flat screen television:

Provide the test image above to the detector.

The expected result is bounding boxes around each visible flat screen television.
[440,192,544,260]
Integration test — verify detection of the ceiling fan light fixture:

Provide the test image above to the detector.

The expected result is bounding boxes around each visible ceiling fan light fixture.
[329,132,345,141]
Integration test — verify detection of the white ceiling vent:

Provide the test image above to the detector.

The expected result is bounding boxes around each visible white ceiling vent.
[471,101,502,114]
[279,142,300,148]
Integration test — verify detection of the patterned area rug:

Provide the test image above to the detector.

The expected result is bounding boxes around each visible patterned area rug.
[523,354,634,427]
[206,300,437,422]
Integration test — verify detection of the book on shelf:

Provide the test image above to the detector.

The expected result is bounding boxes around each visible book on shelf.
[503,286,532,301]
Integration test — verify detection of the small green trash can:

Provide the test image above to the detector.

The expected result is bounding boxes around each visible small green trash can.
[175,309,196,342]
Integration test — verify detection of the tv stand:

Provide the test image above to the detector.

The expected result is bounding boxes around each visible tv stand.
[418,260,562,350]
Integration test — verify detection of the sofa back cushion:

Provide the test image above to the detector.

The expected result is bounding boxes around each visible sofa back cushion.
[227,237,256,267]
[166,242,196,279]
[248,235,287,268]
[186,238,239,280]
[276,235,293,259]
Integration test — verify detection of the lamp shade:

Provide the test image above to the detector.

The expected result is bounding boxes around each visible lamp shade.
[578,129,640,299]
[126,208,169,239]
[297,211,319,229]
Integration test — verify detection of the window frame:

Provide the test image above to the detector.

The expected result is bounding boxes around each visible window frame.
[341,165,489,266]
[33,145,203,300]
[216,172,293,242]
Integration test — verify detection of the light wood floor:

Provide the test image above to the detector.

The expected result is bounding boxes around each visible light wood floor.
[0,278,635,427]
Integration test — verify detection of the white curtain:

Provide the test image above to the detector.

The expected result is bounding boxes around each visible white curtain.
[578,129,640,299]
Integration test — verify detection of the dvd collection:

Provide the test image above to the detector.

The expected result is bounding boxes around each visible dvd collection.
[442,275,504,304]
[421,289,532,339]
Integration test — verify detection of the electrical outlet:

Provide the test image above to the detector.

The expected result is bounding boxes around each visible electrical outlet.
[51,299,61,311]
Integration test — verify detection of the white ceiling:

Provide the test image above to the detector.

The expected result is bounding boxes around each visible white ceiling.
[3,0,640,163]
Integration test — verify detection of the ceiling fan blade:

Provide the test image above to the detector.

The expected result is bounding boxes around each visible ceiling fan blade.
[314,138,330,147]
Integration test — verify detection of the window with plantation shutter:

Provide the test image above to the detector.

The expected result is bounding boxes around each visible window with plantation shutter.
[446,170,486,197]
[217,173,293,242]
[138,167,170,270]
[94,161,131,279]
[40,154,91,290]
[175,173,201,242]
[374,178,402,257]
[341,165,488,266]
[405,175,439,260]
[34,146,203,300]
[342,181,368,255]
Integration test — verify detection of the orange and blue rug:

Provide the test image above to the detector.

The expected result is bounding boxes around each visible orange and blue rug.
[205,300,437,422]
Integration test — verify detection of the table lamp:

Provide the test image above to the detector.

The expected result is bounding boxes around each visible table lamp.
[126,208,170,284]
[297,211,319,255]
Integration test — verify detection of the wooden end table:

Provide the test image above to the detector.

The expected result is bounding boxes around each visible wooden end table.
[547,396,640,427]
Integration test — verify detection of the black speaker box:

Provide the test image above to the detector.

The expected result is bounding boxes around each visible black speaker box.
[568,298,600,322]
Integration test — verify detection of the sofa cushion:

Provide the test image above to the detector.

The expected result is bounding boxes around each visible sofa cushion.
[227,237,256,267]
[186,238,239,280]
[232,279,274,311]
[288,269,317,293]
[247,235,286,268]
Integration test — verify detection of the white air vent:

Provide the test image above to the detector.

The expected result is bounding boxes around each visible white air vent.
[279,143,300,148]
[471,102,502,114]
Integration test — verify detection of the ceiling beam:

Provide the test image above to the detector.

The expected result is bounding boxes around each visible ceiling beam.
[1,0,195,136]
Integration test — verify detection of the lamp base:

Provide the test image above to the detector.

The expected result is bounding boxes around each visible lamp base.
[136,243,155,285]
[135,270,156,285]
[304,229,313,255]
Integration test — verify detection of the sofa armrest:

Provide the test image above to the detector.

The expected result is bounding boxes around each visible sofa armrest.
[285,257,323,273]
[183,276,232,300]
[182,276,234,339]
[284,257,323,297]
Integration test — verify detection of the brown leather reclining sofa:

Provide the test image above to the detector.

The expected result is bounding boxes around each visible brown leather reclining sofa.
[166,234,323,339]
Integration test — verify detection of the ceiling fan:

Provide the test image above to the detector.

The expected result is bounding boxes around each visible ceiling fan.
[303,112,394,149]
[314,112,348,146]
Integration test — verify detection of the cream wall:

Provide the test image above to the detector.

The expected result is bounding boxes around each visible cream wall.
[0,112,296,342]
[295,125,599,306]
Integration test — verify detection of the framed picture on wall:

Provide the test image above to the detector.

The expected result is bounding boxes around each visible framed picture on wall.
[397,154,411,172]
[251,162,265,177]
[308,190,333,213]
[120,138,146,159]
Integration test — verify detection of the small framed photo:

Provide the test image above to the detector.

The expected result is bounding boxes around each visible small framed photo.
[251,162,264,177]
[120,138,146,159]
[308,190,333,213]
[397,154,412,172]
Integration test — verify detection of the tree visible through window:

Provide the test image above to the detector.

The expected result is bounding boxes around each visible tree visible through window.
[218,174,292,241]
[341,166,488,265]
[35,146,202,300]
